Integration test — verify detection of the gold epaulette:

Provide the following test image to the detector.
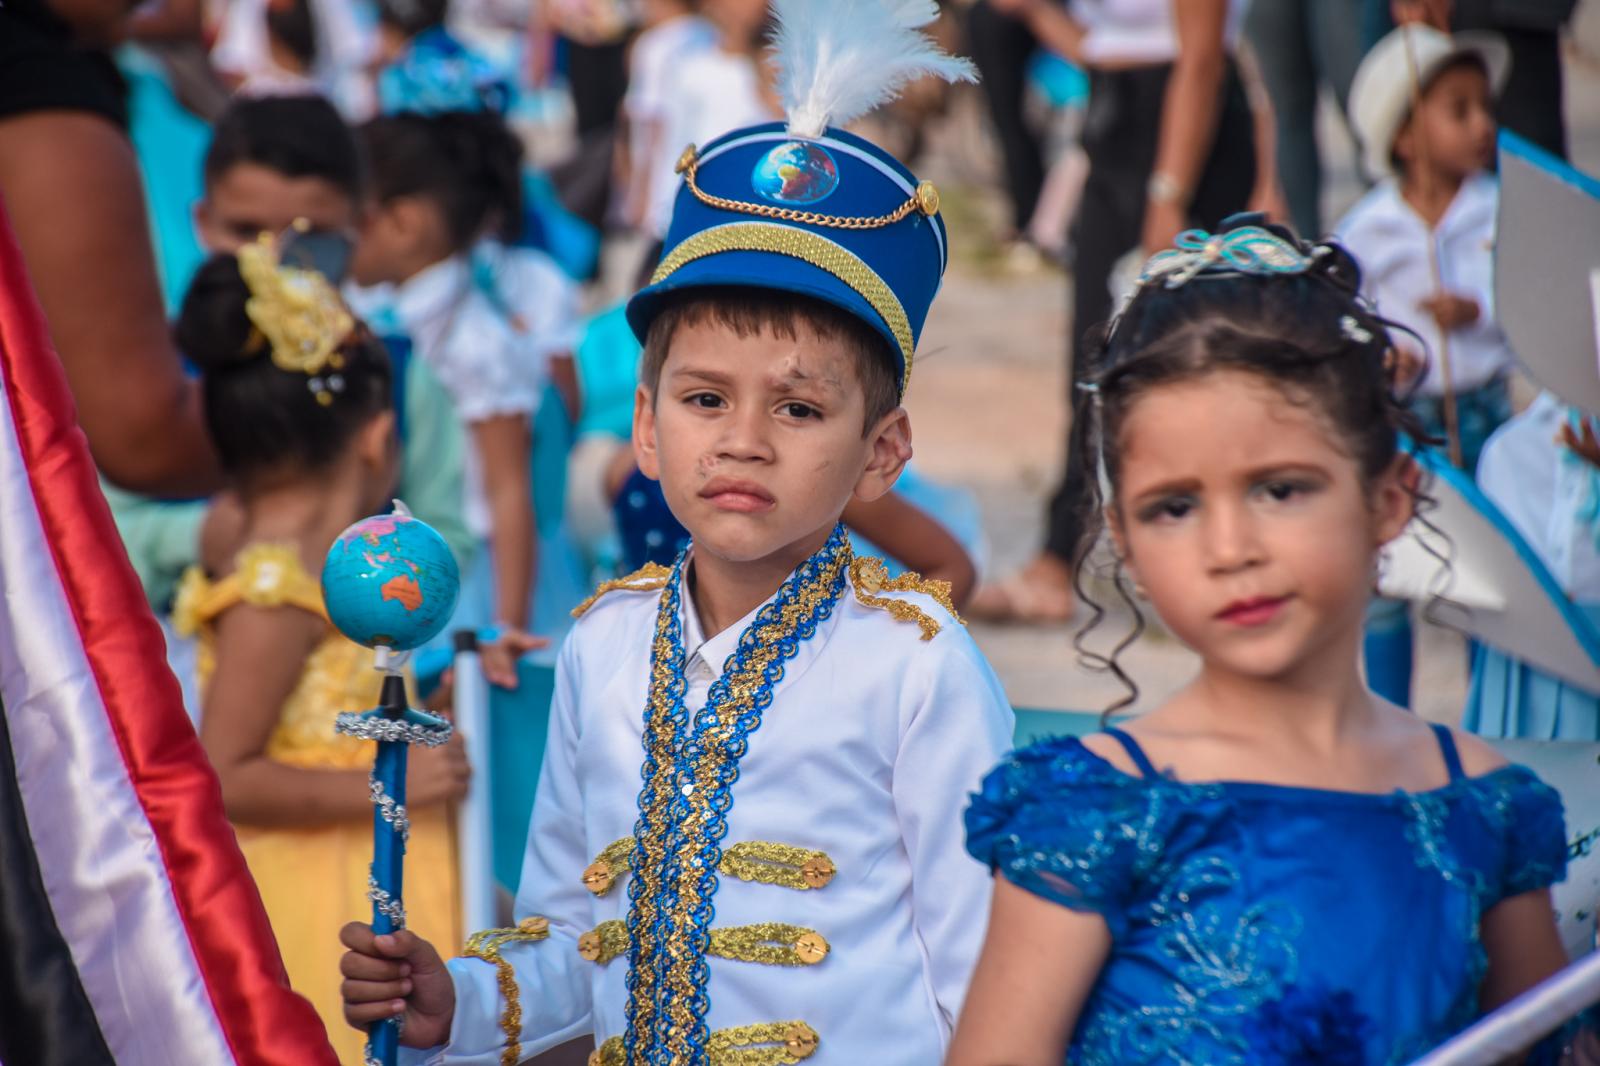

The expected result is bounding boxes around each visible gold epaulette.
[847,556,962,641]
[461,917,550,1066]
[570,562,673,619]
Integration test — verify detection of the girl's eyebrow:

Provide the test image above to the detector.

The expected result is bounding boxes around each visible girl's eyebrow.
[1125,462,1331,504]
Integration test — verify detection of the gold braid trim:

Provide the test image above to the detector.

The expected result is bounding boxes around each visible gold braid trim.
[576,919,629,965]
[847,556,962,641]
[650,222,915,396]
[460,917,551,1066]
[581,838,635,896]
[584,838,836,896]
[592,1022,819,1066]
[570,563,673,619]
[721,842,836,890]
[678,144,938,231]
[578,921,830,968]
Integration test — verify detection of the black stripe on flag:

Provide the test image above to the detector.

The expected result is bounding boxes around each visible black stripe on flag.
[0,692,115,1066]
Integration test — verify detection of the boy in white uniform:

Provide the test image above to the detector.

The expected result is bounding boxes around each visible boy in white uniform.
[339,4,1008,1064]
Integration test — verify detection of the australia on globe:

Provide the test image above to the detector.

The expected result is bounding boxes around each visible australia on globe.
[322,508,460,651]
[751,141,840,206]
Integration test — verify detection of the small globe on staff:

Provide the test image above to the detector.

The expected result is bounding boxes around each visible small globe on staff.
[321,502,460,1066]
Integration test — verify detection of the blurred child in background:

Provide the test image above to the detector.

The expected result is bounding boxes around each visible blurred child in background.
[1337,24,1512,706]
[617,0,715,233]
[171,244,466,1063]
[352,109,557,682]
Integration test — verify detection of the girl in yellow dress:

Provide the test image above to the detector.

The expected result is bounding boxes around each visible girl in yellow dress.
[171,238,466,1064]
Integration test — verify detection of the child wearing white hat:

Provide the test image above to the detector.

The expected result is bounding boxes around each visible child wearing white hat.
[1336,23,1513,706]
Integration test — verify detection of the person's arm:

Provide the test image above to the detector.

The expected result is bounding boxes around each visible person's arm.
[472,413,536,633]
[344,629,597,1057]
[1479,888,1568,1015]
[1142,0,1231,255]
[1235,44,1289,225]
[199,602,470,826]
[989,0,1086,66]
[891,631,1015,1034]
[946,878,1113,1066]
[0,113,221,495]
[842,491,978,610]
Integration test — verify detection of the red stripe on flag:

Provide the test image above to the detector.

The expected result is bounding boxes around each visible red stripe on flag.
[0,203,338,1063]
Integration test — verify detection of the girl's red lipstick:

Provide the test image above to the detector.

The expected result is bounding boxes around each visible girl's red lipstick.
[1216,596,1289,626]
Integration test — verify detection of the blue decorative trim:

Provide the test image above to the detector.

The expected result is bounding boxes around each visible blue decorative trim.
[622,526,850,1066]
[1500,130,1600,203]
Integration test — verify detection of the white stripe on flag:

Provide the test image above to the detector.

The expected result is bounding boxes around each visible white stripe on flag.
[0,373,236,1064]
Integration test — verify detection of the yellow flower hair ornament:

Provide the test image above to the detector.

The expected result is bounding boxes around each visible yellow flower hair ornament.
[236,234,355,406]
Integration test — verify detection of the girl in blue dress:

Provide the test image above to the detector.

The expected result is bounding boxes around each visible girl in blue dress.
[952,219,1572,1066]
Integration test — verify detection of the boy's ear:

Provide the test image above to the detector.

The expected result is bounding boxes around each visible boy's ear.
[358,408,397,470]
[1392,117,1416,168]
[632,384,662,481]
[1372,452,1419,547]
[853,407,912,504]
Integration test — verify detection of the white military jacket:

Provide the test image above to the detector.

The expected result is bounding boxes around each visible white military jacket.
[409,555,1014,1065]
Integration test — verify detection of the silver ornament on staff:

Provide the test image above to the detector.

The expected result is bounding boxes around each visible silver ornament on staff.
[322,502,461,1066]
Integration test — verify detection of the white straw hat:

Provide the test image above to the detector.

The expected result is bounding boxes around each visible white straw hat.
[1348,24,1511,181]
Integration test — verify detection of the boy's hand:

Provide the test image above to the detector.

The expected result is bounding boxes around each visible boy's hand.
[1560,419,1600,472]
[339,924,456,1049]
[1418,292,1480,332]
[409,733,471,807]
[480,628,549,690]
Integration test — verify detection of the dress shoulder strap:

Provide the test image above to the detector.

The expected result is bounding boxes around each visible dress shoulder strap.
[1101,727,1160,779]
[1430,722,1466,783]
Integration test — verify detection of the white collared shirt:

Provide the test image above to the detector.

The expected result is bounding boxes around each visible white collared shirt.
[355,248,573,539]
[1336,173,1515,397]
[410,561,1015,1064]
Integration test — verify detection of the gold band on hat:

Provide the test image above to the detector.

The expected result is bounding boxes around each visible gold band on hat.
[649,221,916,395]
[677,145,940,232]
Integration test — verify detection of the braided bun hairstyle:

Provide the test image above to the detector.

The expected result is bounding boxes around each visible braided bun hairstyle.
[360,110,524,249]
[176,253,393,483]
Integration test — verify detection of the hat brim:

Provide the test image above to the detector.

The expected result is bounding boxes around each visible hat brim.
[625,243,912,395]
[1362,31,1513,180]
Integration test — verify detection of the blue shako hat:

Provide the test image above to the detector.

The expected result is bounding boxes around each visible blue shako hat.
[625,0,975,399]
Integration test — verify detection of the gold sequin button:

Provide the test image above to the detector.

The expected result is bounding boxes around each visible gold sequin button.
[915,180,941,216]
[518,916,550,935]
[793,932,829,965]
[587,1052,602,1066]
[784,1024,820,1058]
[675,144,698,175]
[581,861,615,895]
[800,856,835,889]
[578,930,602,962]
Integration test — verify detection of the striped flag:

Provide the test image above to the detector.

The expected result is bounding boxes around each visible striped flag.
[0,203,339,1064]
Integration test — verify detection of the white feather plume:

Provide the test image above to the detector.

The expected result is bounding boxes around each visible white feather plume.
[772,0,977,139]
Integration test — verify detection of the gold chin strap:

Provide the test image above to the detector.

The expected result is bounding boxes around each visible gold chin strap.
[677,144,941,232]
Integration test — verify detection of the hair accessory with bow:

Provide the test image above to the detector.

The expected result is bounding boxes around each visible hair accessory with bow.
[1138,225,1316,290]
[237,234,355,404]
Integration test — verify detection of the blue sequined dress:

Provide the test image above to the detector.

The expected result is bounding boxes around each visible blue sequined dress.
[964,725,1569,1065]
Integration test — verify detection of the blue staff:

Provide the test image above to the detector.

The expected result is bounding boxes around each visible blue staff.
[323,505,460,1066]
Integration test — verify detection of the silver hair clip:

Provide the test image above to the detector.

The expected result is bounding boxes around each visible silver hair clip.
[1339,315,1373,345]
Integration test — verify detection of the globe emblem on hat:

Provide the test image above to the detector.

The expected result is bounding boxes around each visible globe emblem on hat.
[322,508,460,651]
[751,141,840,206]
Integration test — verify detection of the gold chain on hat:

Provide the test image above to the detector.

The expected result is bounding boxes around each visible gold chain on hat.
[676,145,941,230]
